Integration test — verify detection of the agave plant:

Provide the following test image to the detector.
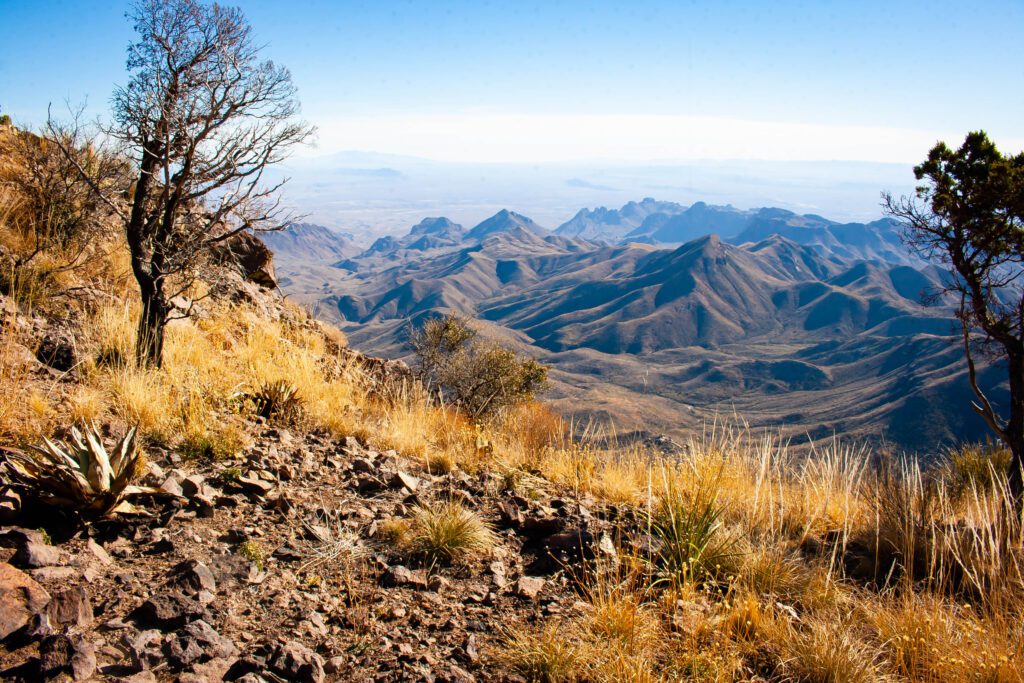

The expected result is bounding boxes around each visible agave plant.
[2,424,161,516]
[251,379,302,421]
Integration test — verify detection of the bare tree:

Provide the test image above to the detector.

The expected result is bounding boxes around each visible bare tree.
[64,0,313,366]
[884,131,1024,502]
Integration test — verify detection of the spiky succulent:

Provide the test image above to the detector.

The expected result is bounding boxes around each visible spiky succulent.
[251,379,302,421]
[2,424,161,516]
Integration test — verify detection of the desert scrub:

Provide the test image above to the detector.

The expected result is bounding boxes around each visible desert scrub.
[407,500,495,564]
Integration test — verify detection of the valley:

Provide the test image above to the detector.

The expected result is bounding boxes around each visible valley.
[267,200,1002,454]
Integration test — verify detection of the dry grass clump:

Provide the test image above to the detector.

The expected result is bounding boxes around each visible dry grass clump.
[499,621,582,683]
[406,500,496,564]
[867,594,1022,681]
[781,617,883,683]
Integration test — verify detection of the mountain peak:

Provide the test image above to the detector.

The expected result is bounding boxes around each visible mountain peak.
[408,217,463,237]
[465,210,547,242]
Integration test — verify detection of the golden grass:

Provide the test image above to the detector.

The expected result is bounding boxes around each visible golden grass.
[406,500,496,564]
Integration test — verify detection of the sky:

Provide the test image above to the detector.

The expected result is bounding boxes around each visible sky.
[2,0,1023,165]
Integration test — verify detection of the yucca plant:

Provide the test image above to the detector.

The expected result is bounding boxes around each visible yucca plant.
[649,469,739,587]
[2,423,160,516]
[251,379,302,421]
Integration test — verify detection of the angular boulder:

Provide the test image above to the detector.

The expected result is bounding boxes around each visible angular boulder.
[0,562,51,640]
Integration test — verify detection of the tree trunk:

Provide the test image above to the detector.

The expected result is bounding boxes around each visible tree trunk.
[136,275,168,368]
[1007,350,1024,507]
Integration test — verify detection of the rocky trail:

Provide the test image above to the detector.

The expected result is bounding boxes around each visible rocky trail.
[0,420,622,682]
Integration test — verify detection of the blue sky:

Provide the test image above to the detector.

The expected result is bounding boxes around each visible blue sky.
[2,0,1023,163]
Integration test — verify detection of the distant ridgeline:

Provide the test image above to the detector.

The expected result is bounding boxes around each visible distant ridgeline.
[263,201,999,455]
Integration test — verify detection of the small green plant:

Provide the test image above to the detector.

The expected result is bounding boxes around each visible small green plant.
[251,379,302,421]
[37,528,52,545]
[2,423,159,517]
[217,467,243,484]
[650,470,738,586]
[408,500,495,564]
[238,540,266,570]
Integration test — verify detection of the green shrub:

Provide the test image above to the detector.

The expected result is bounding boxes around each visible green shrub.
[410,314,548,420]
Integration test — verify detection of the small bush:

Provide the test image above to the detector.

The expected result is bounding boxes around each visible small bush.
[410,314,548,420]
[408,500,495,564]
[940,441,1012,497]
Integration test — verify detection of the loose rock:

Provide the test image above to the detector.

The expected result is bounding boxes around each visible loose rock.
[0,562,51,640]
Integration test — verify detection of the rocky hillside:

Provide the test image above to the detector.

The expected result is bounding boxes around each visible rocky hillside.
[1,131,1021,683]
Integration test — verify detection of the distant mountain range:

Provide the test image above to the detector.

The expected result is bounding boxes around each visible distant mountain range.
[259,223,360,263]
[262,200,1000,454]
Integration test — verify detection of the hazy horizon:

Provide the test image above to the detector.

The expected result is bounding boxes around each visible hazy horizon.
[3,0,1020,237]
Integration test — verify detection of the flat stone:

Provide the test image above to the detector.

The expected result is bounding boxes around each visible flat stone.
[514,576,545,600]
[0,562,51,640]
[0,488,22,522]
[463,635,480,664]
[520,514,565,540]
[38,633,96,681]
[1,527,63,568]
[351,458,375,474]
[356,475,386,493]
[31,566,80,582]
[237,474,274,496]
[449,664,476,683]
[160,477,185,497]
[45,585,93,627]
[488,560,507,588]
[132,591,206,629]
[390,471,421,493]
[86,538,114,566]
[171,559,217,594]
[381,565,428,589]
[124,629,164,671]
[114,671,158,683]
[164,619,237,669]
[180,475,206,498]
